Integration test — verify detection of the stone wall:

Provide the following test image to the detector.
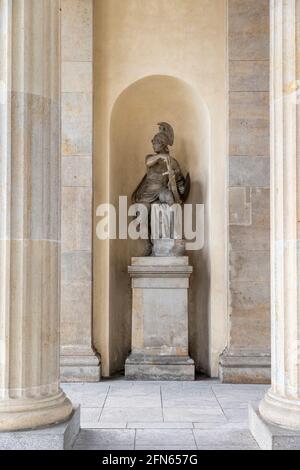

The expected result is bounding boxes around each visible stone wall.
[60,0,100,381]
[220,0,271,383]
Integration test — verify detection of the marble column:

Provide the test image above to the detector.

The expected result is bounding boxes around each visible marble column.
[250,0,300,447]
[0,0,72,431]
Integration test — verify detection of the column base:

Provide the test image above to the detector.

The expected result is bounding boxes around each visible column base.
[125,354,195,380]
[60,354,101,382]
[0,406,80,450]
[0,390,72,432]
[258,389,300,430]
[219,349,271,384]
[249,404,300,450]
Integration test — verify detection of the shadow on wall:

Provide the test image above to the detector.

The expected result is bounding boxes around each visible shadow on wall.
[107,74,211,375]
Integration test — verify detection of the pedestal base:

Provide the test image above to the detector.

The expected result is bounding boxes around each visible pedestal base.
[249,405,300,450]
[219,349,271,384]
[0,406,80,450]
[125,354,195,380]
[60,354,101,382]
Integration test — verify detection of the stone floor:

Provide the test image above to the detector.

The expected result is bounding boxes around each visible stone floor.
[61,378,268,450]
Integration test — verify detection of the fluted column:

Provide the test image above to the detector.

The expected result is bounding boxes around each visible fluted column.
[258,0,300,429]
[0,0,72,431]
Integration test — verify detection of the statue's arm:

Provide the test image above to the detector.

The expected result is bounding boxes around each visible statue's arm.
[145,154,162,167]
[171,158,183,176]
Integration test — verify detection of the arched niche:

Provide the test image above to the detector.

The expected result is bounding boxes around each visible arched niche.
[107,74,211,374]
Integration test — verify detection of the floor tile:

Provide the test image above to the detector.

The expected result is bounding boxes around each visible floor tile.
[163,407,224,422]
[80,407,102,423]
[100,407,163,424]
[193,429,259,450]
[62,383,108,407]
[127,422,193,429]
[135,429,197,449]
[82,422,127,429]
[212,385,267,409]
[73,429,135,450]
[105,390,161,408]
[162,395,219,408]
[222,407,249,423]
[66,379,265,450]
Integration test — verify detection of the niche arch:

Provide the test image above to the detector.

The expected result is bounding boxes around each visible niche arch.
[107,74,211,375]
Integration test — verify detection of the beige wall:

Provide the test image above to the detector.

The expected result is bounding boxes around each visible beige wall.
[94,0,228,376]
[220,0,270,383]
[60,0,100,381]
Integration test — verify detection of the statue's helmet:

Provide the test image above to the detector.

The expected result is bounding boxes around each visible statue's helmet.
[152,131,170,148]
[157,122,174,146]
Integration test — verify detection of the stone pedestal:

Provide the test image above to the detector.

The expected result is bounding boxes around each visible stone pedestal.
[125,257,195,380]
[249,405,300,450]
[0,407,80,450]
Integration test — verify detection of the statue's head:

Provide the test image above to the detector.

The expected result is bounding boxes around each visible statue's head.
[151,122,174,154]
[152,132,169,154]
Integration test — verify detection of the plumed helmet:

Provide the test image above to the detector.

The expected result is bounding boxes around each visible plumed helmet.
[157,122,174,146]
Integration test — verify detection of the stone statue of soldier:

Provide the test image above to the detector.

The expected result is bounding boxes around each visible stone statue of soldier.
[132,123,190,256]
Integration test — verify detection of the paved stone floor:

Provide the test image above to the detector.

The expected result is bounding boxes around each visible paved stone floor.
[62,378,268,450]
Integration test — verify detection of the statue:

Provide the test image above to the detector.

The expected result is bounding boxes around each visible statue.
[132,123,190,256]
